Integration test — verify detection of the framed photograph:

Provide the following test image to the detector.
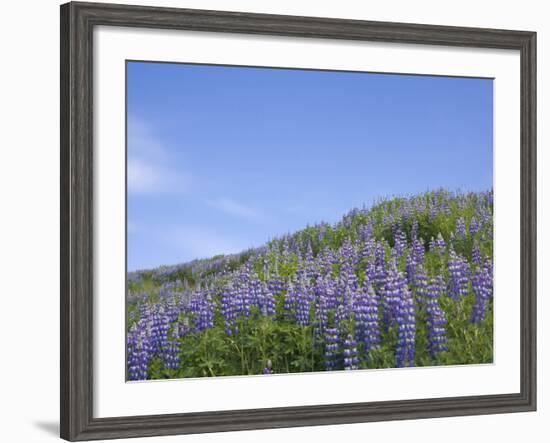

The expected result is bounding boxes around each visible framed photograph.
[60,1,536,440]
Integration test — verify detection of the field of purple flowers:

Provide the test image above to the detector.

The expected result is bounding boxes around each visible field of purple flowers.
[127,189,493,380]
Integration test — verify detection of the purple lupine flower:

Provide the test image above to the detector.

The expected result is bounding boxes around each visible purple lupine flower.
[374,241,387,290]
[428,203,439,222]
[406,253,416,286]
[324,327,340,371]
[158,312,170,350]
[334,301,351,329]
[318,274,337,310]
[392,228,407,258]
[477,209,492,238]
[406,237,425,286]
[411,236,425,265]
[284,279,297,319]
[363,284,381,357]
[192,292,214,332]
[339,258,358,294]
[127,332,152,381]
[295,278,313,326]
[267,263,285,295]
[281,238,291,263]
[342,212,353,229]
[429,233,446,256]
[159,289,180,323]
[471,262,493,323]
[343,334,359,370]
[351,284,367,342]
[455,217,467,239]
[382,260,406,329]
[362,236,377,263]
[425,276,448,358]
[314,294,329,340]
[262,359,274,375]
[411,220,419,241]
[175,318,191,339]
[163,328,180,371]
[469,217,480,236]
[221,282,237,335]
[259,282,276,317]
[248,276,263,310]
[145,310,161,354]
[236,264,253,317]
[339,238,359,286]
[318,248,336,276]
[365,260,377,288]
[138,303,151,324]
[472,242,482,266]
[413,266,428,307]
[396,287,416,368]
[448,248,470,300]
[359,219,375,243]
[303,241,319,281]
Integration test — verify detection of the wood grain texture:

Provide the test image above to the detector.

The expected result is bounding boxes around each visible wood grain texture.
[60,2,537,441]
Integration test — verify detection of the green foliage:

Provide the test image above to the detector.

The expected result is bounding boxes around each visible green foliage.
[129,189,493,379]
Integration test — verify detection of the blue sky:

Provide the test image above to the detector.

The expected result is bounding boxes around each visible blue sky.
[127,61,493,271]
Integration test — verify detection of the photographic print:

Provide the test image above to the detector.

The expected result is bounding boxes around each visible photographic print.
[126,61,493,381]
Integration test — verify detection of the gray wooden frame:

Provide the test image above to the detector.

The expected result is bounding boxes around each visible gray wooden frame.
[60,1,537,441]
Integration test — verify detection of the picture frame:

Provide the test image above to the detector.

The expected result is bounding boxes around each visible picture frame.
[60,1,536,441]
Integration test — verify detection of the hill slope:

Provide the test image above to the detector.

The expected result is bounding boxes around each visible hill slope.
[127,189,493,380]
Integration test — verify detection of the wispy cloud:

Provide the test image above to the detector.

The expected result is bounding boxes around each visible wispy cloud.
[128,158,191,194]
[127,220,140,234]
[127,116,192,195]
[167,226,251,260]
[206,198,264,221]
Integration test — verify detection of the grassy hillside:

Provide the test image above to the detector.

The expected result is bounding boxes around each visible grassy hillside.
[127,189,493,380]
